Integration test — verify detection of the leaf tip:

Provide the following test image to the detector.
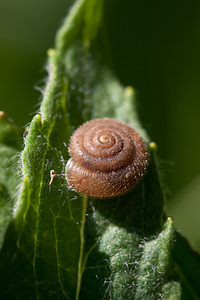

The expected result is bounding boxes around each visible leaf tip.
[149,141,157,152]
[35,114,41,122]
[47,48,55,58]
[124,86,135,97]
[163,216,174,235]
[0,111,7,120]
[27,114,41,133]
[166,216,174,225]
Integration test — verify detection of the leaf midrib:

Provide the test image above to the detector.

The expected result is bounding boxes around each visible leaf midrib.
[75,194,88,300]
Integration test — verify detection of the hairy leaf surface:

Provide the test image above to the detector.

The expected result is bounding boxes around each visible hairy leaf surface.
[0,0,200,299]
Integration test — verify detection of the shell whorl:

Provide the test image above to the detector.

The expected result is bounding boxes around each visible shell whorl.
[65,118,148,198]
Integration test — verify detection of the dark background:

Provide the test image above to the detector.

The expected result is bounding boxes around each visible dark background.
[0,0,200,249]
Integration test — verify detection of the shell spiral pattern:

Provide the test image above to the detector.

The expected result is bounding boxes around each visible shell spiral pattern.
[65,118,149,197]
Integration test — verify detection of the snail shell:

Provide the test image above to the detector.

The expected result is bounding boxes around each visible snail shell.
[65,118,148,198]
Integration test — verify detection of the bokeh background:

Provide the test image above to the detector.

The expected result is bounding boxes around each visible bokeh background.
[1,0,200,250]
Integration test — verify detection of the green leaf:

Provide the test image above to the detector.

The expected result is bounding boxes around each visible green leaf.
[0,0,200,299]
[135,218,180,299]
[0,111,22,248]
[172,232,200,299]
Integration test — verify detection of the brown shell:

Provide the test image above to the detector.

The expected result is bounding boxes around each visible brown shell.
[65,118,148,198]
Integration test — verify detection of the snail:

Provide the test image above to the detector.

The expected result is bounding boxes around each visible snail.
[65,118,149,198]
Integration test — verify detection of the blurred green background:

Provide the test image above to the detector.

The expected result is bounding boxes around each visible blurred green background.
[0,0,200,250]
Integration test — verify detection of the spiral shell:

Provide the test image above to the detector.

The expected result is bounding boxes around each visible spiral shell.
[65,118,148,197]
